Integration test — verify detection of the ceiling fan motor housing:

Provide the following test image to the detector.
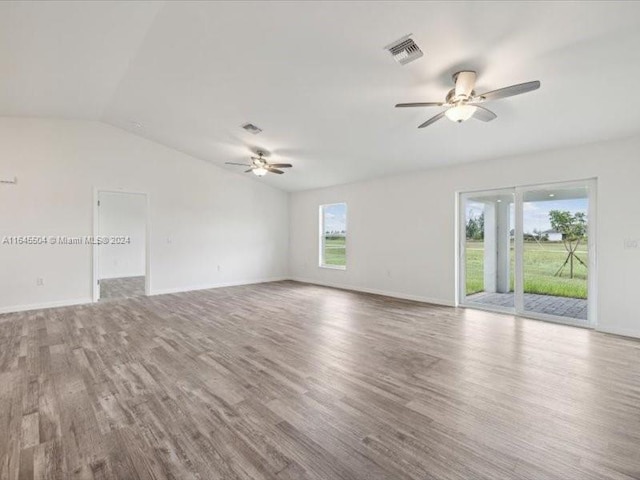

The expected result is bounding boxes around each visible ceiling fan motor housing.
[251,152,267,167]
[446,88,476,104]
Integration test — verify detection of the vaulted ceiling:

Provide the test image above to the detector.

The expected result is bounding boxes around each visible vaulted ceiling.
[2,1,640,191]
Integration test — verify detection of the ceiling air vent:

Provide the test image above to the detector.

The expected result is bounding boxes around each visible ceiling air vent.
[384,34,423,65]
[241,123,262,135]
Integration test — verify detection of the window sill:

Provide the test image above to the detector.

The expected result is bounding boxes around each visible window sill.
[319,265,346,271]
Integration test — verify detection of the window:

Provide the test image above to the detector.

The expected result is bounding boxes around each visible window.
[319,203,347,269]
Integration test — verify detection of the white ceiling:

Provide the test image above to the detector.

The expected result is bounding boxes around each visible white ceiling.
[2,1,640,191]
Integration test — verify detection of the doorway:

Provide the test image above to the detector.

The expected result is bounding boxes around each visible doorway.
[459,180,596,327]
[93,190,149,302]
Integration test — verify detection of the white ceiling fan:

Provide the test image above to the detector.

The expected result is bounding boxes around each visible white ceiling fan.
[225,151,292,177]
[396,71,540,128]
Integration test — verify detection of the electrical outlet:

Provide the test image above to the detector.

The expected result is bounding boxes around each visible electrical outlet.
[217,265,221,272]
[624,239,640,249]
[36,278,44,286]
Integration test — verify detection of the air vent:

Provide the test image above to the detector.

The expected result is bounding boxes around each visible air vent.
[241,123,262,135]
[384,34,423,65]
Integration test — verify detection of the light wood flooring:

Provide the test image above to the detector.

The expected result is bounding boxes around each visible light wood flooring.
[99,277,145,301]
[1,280,639,479]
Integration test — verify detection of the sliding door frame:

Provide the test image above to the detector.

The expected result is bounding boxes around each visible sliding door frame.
[515,179,597,328]
[458,188,516,315]
[458,178,597,329]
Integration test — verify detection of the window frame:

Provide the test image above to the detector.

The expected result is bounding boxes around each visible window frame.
[319,202,347,270]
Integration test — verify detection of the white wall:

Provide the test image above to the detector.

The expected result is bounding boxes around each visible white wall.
[98,191,146,279]
[0,118,289,312]
[289,135,640,338]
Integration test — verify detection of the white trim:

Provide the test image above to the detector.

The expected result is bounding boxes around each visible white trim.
[98,274,146,280]
[92,188,99,301]
[587,178,598,328]
[457,177,599,197]
[291,277,455,307]
[596,325,640,339]
[514,188,524,313]
[93,188,151,302]
[461,301,515,316]
[0,298,93,315]
[456,191,464,307]
[516,310,590,329]
[150,277,289,296]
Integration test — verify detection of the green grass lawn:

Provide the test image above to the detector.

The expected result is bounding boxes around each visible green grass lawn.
[323,237,346,266]
[466,240,588,299]
[321,237,587,298]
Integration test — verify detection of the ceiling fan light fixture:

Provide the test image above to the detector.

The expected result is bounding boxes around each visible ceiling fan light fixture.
[445,104,477,123]
[252,167,268,177]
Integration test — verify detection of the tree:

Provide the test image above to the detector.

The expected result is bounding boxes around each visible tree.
[532,228,549,244]
[549,210,587,278]
[466,212,484,241]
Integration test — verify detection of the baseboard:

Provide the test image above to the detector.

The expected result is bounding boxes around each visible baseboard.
[99,274,145,280]
[0,297,93,315]
[290,277,455,307]
[150,277,290,296]
[0,278,290,314]
[596,325,640,340]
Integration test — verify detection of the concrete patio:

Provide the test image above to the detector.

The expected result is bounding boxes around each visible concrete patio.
[467,292,588,320]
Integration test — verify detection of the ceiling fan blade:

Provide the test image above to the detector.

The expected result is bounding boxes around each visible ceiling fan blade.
[225,162,251,166]
[477,80,540,102]
[267,168,285,175]
[418,110,447,128]
[472,105,497,122]
[268,163,292,168]
[395,102,444,108]
[454,71,477,98]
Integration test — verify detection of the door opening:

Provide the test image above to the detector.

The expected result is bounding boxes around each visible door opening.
[459,180,596,327]
[93,190,149,302]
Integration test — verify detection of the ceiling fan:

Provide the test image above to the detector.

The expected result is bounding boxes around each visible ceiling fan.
[225,151,292,177]
[396,71,540,128]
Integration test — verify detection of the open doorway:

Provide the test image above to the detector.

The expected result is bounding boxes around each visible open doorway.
[459,180,596,327]
[93,191,148,301]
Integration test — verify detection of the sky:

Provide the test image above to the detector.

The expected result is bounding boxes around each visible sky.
[323,203,347,233]
[466,198,588,233]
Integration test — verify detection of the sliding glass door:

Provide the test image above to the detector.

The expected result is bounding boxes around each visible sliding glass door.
[460,180,596,327]
[516,182,593,324]
[460,189,515,312]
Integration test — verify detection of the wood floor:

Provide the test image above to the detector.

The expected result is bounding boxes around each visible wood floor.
[99,276,146,301]
[1,281,639,480]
